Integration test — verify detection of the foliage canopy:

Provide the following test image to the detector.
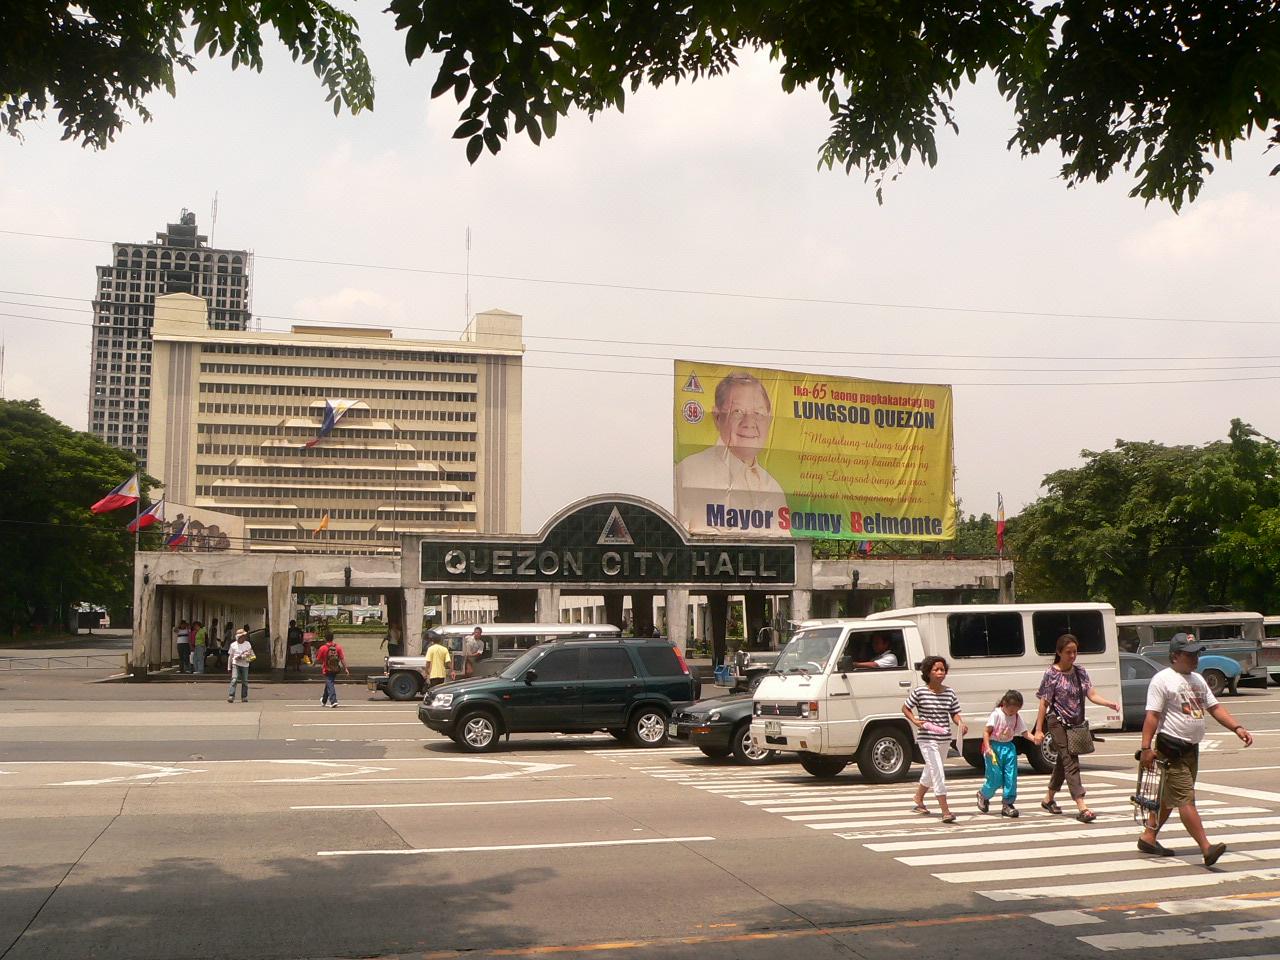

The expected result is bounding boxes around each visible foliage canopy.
[1010,420,1280,614]
[0,400,157,632]
[4,3,1277,208]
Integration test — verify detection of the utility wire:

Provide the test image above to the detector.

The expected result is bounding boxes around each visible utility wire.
[2,227,1278,327]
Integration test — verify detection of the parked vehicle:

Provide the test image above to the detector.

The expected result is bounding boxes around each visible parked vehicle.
[749,603,1123,782]
[730,648,782,693]
[1117,612,1265,692]
[370,623,621,700]
[418,636,700,751]
[670,693,779,764]
[1121,650,1250,727]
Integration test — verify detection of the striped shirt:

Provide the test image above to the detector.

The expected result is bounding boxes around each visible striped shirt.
[905,686,961,741]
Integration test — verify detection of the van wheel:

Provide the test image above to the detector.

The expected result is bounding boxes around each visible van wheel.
[629,708,669,747]
[799,752,848,779]
[387,672,421,701]
[1202,668,1228,697]
[856,727,912,783]
[1027,736,1057,774]
[456,710,500,752]
[1228,676,1239,696]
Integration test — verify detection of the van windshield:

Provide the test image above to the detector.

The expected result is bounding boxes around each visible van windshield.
[774,628,842,675]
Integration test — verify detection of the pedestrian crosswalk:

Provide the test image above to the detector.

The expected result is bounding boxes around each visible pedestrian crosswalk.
[590,746,1280,955]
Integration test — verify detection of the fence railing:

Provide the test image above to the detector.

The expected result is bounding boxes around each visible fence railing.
[0,654,128,671]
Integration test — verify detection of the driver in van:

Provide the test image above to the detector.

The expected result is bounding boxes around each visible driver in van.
[852,633,899,670]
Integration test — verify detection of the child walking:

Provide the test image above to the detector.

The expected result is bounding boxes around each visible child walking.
[976,690,1043,818]
[903,656,968,823]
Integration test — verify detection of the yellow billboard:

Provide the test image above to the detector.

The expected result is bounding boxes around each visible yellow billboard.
[673,361,955,540]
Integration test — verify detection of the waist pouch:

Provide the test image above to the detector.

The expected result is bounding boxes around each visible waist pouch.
[1156,731,1198,760]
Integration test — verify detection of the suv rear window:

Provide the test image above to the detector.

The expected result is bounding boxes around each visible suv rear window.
[636,644,682,677]
[1032,610,1106,655]
[948,612,1024,658]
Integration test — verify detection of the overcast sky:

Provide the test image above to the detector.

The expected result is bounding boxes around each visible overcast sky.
[3,14,1278,533]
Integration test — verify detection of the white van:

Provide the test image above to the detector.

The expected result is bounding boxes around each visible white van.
[749,603,1123,781]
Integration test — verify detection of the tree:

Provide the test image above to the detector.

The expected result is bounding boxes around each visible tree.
[1,1,373,149]
[5,4,1276,208]
[0,400,158,633]
[1009,420,1280,613]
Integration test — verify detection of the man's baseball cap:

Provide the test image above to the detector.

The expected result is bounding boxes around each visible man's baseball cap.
[1169,632,1207,656]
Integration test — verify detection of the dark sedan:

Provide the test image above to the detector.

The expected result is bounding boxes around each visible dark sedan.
[669,694,779,765]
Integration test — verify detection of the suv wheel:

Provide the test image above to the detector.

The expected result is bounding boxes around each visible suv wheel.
[856,727,912,783]
[731,722,774,765]
[387,672,420,701]
[457,710,500,752]
[799,752,848,778]
[628,707,669,747]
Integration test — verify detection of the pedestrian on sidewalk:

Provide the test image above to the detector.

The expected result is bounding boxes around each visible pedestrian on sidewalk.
[175,619,191,673]
[1137,633,1253,865]
[227,626,254,703]
[462,626,485,677]
[424,633,455,690]
[317,631,348,707]
[192,620,207,674]
[1032,633,1120,823]
[286,620,304,672]
[976,690,1042,818]
[903,656,968,824]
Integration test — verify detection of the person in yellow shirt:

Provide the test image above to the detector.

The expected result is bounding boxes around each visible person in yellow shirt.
[424,636,455,689]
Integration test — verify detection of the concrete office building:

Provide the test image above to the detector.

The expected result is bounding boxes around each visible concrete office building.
[146,294,522,553]
[88,211,252,470]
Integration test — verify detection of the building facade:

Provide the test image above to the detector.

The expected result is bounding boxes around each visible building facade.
[147,295,522,553]
[88,211,252,469]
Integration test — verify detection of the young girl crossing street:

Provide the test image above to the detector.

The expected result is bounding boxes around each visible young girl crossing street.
[977,690,1042,817]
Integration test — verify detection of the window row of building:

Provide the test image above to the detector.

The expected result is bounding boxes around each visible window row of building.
[198,382,477,403]
[200,363,478,383]
[202,343,478,364]
[194,403,477,422]
[195,485,476,502]
[197,424,478,442]
[195,464,475,483]
[196,443,478,461]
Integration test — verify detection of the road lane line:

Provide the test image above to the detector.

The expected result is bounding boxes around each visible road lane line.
[1032,891,1280,927]
[867,816,1280,852]
[318,836,715,857]
[1092,770,1280,804]
[291,721,422,726]
[898,831,1280,866]
[934,849,1280,884]
[294,796,613,810]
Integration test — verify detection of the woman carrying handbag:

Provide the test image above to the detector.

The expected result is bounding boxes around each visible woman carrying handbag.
[1033,633,1120,822]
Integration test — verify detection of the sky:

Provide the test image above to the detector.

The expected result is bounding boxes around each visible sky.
[2,13,1279,533]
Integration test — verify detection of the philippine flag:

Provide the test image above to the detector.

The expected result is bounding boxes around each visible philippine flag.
[165,520,189,551]
[304,399,357,448]
[127,499,165,533]
[91,473,140,514]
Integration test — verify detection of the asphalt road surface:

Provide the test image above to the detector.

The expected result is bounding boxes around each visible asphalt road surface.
[3,664,1280,960]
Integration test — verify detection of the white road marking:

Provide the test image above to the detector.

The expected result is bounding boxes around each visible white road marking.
[1079,917,1280,949]
[866,816,1280,852]
[981,867,1280,901]
[934,851,1275,884]
[318,836,716,857]
[293,796,614,811]
[52,762,202,786]
[898,830,1280,866]
[1093,770,1280,805]
[290,721,421,727]
[1030,909,1105,927]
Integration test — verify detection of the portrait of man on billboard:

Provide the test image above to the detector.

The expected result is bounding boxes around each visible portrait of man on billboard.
[675,370,788,536]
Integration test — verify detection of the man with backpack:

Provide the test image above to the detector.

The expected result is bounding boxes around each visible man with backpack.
[316,631,349,708]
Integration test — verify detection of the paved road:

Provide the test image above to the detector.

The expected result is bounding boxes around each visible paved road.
[3,668,1280,960]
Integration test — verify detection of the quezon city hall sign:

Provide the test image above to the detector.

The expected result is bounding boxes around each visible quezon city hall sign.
[419,500,796,587]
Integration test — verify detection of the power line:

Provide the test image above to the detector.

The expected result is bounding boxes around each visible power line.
[2,227,1278,328]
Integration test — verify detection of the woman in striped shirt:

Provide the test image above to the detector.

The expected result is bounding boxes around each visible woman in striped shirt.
[903,656,968,823]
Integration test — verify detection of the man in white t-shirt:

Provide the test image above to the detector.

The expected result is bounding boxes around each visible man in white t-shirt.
[1138,633,1253,865]
[462,626,485,678]
[852,634,899,670]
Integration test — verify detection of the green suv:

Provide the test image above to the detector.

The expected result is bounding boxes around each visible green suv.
[418,637,701,752]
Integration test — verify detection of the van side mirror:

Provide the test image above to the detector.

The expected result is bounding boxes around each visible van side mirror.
[524,669,538,685]
[837,656,855,674]
[913,661,923,672]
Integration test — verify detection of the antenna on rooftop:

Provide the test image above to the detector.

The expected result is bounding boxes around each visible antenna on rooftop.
[464,226,472,324]
[210,191,219,244]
